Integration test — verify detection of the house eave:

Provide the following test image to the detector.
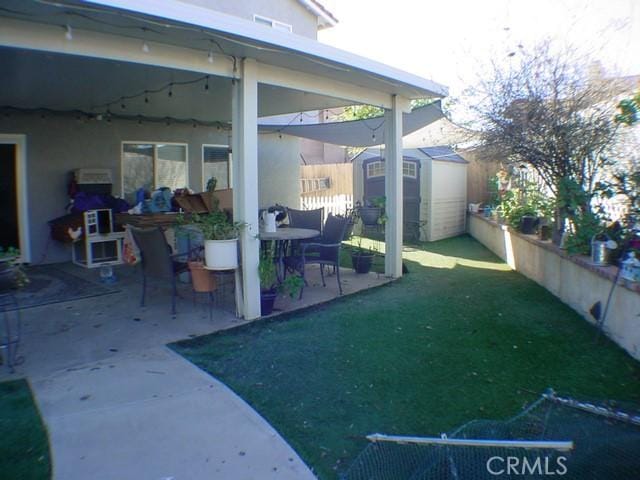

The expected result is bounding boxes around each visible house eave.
[82,0,447,100]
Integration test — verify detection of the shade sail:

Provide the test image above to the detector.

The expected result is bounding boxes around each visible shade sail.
[258,101,444,147]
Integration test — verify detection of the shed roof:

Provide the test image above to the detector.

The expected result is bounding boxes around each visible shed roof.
[418,146,468,164]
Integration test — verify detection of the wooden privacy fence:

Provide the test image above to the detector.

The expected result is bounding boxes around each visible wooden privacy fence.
[300,194,354,216]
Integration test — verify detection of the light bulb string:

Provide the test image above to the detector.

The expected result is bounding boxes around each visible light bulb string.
[0,105,232,130]
[89,74,212,112]
[26,0,239,71]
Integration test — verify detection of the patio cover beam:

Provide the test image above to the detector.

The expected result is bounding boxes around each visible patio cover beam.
[384,95,404,278]
[257,63,394,110]
[0,17,235,80]
[232,58,261,320]
[0,17,405,110]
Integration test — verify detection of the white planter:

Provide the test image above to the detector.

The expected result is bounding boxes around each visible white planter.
[204,239,238,270]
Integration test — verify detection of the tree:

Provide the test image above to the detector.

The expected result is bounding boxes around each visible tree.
[465,41,623,245]
[341,98,433,121]
[616,90,640,126]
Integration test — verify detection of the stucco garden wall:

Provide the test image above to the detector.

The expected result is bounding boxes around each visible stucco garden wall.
[469,214,640,360]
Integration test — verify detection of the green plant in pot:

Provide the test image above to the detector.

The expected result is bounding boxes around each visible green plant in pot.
[259,242,304,315]
[357,196,386,227]
[351,237,377,274]
[205,176,217,192]
[192,211,244,270]
[0,247,29,291]
[259,243,278,315]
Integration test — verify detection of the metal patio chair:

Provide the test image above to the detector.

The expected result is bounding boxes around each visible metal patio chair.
[130,226,200,315]
[287,213,349,298]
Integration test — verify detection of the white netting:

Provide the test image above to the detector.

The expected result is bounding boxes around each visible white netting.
[342,391,640,480]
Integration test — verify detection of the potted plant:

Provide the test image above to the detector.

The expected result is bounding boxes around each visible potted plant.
[0,247,29,292]
[259,243,278,315]
[188,257,216,292]
[192,211,244,270]
[259,242,304,315]
[538,217,553,241]
[351,238,376,274]
[357,196,386,227]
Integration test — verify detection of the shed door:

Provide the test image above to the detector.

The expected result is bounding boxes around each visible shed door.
[363,159,421,240]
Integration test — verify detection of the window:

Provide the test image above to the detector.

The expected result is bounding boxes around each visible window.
[366,161,385,178]
[203,145,231,191]
[366,160,418,178]
[253,14,293,32]
[122,142,187,204]
[301,177,331,194]
[403,161,418,178]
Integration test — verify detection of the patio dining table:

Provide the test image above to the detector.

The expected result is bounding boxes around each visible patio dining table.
[259,227,320,282]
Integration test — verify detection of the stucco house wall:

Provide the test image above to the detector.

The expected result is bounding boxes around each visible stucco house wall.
[179,0,319,38]
[0,113,299,263]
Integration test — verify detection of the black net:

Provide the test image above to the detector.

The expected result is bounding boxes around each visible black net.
[342,392,640,480]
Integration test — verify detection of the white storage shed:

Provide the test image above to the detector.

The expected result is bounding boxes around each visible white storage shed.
[353,146,468,242]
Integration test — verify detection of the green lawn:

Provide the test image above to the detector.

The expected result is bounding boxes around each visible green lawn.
[171,235,640,479]
[0,379,51,479]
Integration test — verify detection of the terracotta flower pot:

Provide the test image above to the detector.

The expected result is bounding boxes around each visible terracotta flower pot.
[188,261,216,292]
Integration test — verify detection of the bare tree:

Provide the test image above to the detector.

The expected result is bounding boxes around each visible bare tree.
[466,41,620,198]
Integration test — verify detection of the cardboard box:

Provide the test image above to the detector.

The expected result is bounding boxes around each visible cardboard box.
[174,189,233,213]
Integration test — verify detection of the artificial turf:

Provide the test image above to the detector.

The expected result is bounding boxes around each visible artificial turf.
[0,379,51,479]
[171,235,640,479]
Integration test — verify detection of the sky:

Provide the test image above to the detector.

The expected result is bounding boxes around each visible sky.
[318,0,639,100]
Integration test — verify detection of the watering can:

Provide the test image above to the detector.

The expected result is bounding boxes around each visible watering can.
[262,211,277,233]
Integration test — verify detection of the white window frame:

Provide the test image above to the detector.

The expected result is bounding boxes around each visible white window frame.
[367,160,418,179]
[121,141,189,198]
[403,161,418,179]
[202,144,232,191]
[253,14,293,32]
[366,161,385,178]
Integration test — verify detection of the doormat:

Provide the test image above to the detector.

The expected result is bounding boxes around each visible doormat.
[7,265,120,311]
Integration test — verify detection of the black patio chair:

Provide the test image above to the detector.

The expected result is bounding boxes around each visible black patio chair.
[286,206,324,258]
[287,213,349,298]
[130,226,200,315]
[286,207,324,236]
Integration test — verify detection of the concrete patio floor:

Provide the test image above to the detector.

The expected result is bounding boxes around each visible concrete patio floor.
[1,261,389,479]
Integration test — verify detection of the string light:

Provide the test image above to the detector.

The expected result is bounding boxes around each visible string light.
[204,76,209,91]
[207,50,214,63]
[2,106,231,130]
[64,24,73,40]
[168,83,173,97]
[144,91,149,103]
[141,27,149,53]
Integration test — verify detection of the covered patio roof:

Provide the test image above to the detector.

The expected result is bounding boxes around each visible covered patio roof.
[0,0,449,320]
[0,0,447,119]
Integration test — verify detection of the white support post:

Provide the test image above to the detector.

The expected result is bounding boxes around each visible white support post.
[232,58,261,319]
[384,95,404,278]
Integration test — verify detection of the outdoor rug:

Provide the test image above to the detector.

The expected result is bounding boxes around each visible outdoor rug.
[8,265,119,310]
